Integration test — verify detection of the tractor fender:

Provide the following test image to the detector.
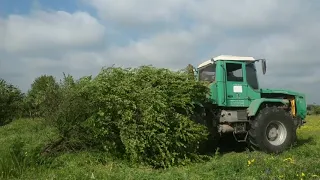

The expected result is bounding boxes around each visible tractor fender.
[247,98,289,117]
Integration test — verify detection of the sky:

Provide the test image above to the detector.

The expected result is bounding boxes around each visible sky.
[0,0,320,104]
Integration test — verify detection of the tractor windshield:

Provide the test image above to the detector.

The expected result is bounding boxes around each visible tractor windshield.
[199,64,216,82]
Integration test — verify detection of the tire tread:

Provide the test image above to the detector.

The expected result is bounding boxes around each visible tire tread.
[247,106,296,154]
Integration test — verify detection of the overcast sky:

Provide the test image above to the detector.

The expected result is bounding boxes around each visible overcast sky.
[0,0,319,104]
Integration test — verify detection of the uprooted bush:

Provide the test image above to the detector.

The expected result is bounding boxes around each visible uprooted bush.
[45,66,211,168]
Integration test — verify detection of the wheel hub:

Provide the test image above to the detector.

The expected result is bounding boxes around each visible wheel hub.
[268,127,278,140]
[266,121,287,146]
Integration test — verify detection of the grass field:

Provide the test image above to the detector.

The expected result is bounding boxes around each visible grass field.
[0,116,319,180]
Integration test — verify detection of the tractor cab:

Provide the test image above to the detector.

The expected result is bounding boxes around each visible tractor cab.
[194,55,267,107]
[196,55,266,83]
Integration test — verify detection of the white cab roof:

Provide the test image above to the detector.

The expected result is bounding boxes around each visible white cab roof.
[197,55,255,68]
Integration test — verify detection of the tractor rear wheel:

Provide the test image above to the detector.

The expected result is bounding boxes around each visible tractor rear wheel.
[248,106,296,154]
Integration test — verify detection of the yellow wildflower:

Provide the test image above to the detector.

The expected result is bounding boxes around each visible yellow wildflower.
[247,159,255,166]
[283,157,295,164]
[279,175,284,179]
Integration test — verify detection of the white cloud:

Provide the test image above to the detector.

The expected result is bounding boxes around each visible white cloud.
[1,51,105,91]
[85,0,185,25]
[0,9,106,91]
[103,24,230,70]
[1,10,105,53]
[2,1,320,103]
[254,22,320,65]
[0,19,5,50]
[186,0,302,28]
[105,30,202,68]
[85,0,303,29]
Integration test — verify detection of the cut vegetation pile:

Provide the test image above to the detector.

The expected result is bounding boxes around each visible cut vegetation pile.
[0,65,215,179]
[37,66,211,168]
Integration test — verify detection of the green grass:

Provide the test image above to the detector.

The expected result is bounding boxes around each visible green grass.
[0,116,320,180]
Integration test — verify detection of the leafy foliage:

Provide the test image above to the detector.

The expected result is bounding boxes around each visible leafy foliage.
[307,104,320,115]
[46,66,210,168]
[0,79,24,126]
[45,74,95,151]
[24,75,60,118]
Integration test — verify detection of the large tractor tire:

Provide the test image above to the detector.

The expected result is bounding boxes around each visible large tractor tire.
[248,106,297,154]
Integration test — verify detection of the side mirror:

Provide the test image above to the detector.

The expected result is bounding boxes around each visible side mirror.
[261,59,266,75]
[193,68,199,80]
[193,68,198,73]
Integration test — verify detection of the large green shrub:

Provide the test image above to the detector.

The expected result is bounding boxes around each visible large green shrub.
[0,79,24,125]
[46,66,211,168]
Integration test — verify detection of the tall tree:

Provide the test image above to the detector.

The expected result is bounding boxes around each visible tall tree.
[25,75,60,118]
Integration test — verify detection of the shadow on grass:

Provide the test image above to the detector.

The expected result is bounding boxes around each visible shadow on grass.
[199,134,248,156]
[202,134,316,156]
[295,137,316,147]
[216,134,248,154]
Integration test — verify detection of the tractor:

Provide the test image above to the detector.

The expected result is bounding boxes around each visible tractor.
[193,55,307,154]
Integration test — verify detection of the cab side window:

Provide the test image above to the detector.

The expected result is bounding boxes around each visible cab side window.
[226,63,243,82]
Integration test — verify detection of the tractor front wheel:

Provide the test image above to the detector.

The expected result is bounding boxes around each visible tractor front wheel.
[248,106,296,154]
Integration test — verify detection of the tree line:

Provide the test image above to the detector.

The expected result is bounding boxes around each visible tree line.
[307,104,320,115]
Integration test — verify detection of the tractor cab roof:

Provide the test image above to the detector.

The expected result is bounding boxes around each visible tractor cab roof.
[197,55,256,69]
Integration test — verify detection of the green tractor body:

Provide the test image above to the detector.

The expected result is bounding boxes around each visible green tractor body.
[193,55,307,153]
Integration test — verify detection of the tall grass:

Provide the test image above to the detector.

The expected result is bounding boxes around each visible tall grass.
[0,139,28,179]
[0,118,57,179]
[0,116,319,179]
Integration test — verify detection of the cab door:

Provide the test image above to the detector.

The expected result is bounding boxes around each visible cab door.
[224,62,249,107]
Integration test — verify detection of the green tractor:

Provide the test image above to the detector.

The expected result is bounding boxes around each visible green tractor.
[193,55,307,154]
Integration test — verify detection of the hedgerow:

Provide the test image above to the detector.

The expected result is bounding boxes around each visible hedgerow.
[44,66,211,168]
